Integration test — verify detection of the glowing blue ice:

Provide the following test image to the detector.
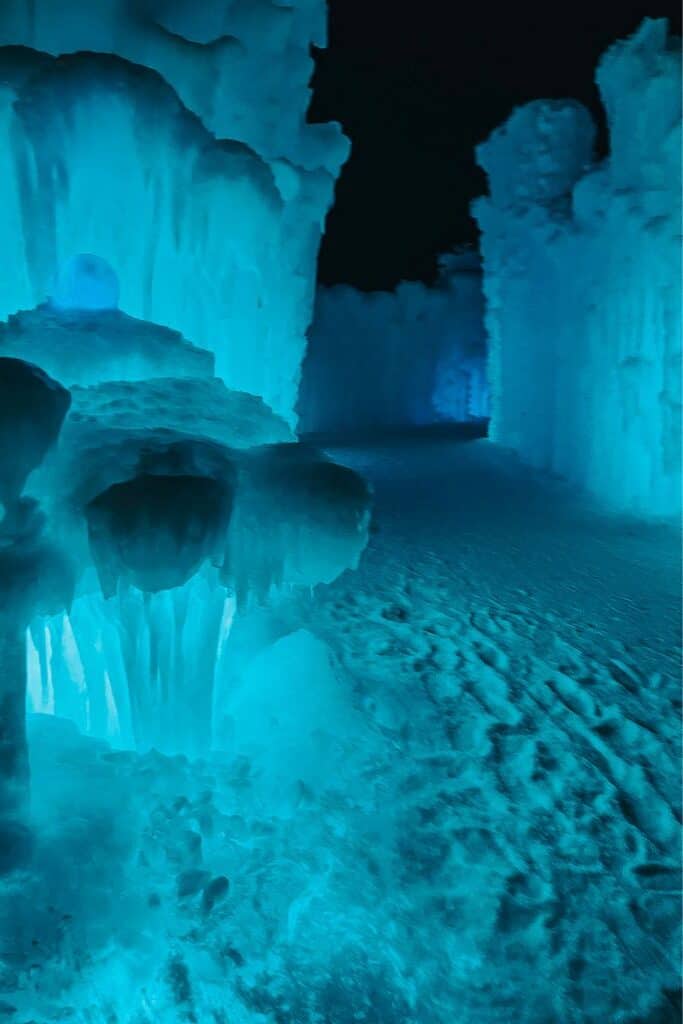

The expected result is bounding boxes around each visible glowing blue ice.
[299,251,488,435]
[474,18,682,517]
[50,254,120,312]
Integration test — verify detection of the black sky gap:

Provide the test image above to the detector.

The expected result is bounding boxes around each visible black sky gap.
[309,0,682,290]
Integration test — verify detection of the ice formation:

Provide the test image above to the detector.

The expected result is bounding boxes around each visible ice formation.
[0,0,367,812]
[0,0,371,845]
[298,250,489,435]
[474,18,682,517]
[16,342,370,759]
[0,1,348,424]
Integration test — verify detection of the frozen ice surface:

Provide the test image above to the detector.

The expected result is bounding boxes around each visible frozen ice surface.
[299,251,488,436]
[474,19,682,516]
[3,433,681,1023]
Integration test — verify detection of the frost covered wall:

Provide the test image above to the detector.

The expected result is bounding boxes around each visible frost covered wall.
[473,19,682,517]
[0,1,347,425]
[298,253,489,435]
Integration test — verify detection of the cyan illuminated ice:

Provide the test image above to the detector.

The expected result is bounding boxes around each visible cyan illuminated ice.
[0,0,347,173]
[0,0,348,424]
[299,251,488,435]
[0,358,72,835]
[50,254,120,312]
[17,358,370,758]
[0,295,215,387]
[474,18,681,516]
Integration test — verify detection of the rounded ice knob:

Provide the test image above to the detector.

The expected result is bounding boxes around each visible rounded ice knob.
[50,254,120,312]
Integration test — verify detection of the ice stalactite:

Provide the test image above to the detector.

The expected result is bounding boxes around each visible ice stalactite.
[10,292,371,760]
[26,431,372,758]
[28,576,234,757]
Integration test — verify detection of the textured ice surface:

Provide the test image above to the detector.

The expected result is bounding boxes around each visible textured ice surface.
[0,0,346,172]
[299,251,488,435]
[5,435,681,1023]
[0,0,347,424]
[0,303,214,386]
[474,19,682,516]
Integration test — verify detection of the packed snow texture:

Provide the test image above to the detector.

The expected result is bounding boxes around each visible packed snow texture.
[0,0,348,425]
[473,19,682,517]
[298,251,489,436]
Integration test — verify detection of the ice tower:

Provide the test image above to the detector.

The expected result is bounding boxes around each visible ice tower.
[0,1,371,861]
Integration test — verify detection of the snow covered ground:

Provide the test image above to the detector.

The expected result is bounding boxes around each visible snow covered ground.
[3,430,680,1023]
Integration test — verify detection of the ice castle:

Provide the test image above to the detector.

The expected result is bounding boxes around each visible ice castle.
[0,4,680,1023]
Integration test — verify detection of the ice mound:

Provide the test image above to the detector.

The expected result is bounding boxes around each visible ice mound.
[217,629,363,800]
[24,437,371,756]
[65,377,293,451]
[0,303,214,386]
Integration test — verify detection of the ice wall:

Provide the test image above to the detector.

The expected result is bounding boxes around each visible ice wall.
[473,19,682,517]
[298,252,488,436]
[0,1,348,425]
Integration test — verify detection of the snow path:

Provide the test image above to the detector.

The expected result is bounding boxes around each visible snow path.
[293,433,682,1022]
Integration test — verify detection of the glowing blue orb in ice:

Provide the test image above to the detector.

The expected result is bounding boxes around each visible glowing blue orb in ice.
[51,254,120,312]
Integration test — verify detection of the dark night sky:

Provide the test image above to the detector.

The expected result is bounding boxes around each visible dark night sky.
[309,0,682,290]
